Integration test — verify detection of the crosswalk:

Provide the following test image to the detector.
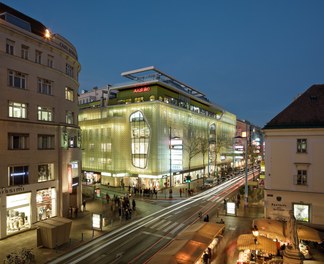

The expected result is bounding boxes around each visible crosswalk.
[144,218,185,235]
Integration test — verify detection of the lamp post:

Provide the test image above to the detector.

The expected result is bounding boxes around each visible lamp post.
[244,127,248,208]
[252,228,259,244]
[169,127,173,198]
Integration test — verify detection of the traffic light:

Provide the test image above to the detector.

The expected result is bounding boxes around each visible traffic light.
[185,175,191,183]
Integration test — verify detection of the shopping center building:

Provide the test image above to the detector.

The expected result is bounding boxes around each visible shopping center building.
[79,66,236,190]
[0,3,81,238]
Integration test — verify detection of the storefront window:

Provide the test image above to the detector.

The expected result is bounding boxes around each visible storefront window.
[36,188,56,221]
[38,163,54,182]
[6,193,31,234]
[293,203,310,222]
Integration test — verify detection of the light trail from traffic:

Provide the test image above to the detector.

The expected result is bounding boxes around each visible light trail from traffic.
[49,171,256,264]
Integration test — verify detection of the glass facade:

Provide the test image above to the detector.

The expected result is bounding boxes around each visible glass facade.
[80,84,236,189]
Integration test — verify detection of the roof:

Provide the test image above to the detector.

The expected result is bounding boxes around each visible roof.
[120,66,226,114]
[263,84,324,129]
[0,2,47,37]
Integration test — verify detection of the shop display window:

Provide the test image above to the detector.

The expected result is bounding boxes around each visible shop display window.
[38,163,54,182]
[293,203,310,222]
[6,193,31,234]
[36,188,56,221]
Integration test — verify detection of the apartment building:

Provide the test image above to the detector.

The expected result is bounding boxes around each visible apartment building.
[0,3,81,238]
[263,84,324,228]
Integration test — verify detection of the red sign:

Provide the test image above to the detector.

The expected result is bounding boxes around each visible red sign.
[133,87,150,93]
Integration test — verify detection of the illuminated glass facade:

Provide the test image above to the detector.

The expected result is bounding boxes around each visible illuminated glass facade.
[79,69,236,189]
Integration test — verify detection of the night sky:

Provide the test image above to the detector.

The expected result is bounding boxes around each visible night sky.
[3,0,324,127]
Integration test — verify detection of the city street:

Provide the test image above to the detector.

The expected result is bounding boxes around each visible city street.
[49,174,254,264]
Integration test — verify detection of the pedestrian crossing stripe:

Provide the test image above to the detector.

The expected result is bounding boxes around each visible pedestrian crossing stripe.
[156,220,172,230]
[163,222,178,232]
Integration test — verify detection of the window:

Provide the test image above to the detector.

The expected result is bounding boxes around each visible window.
[293,203,310,223]
[38,163,54,182]
[38,106,53,121]
[66,111,74,124]
[6,39,14,55]
[8,133,29,150]
[296,170,307,185]
[21,45,29,59]
[66,63,73,77]
[35,50,42,64]
[47,55,54,68]
[69,136,77,148]
[9,102,27,118]
[38,134,55,149]
[65,87,74,101]
[38,78,52,95]
[8,70,27,89]
[8,166,29,186]
[297,139,307,153]
[130,111,150,169]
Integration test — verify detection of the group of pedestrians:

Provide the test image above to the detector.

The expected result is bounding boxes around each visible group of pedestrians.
[106,194,137,221]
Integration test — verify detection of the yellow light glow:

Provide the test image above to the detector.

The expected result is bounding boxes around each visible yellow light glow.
[44,29,51,39]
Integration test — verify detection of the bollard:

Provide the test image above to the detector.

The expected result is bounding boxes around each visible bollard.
[81,232,84,241]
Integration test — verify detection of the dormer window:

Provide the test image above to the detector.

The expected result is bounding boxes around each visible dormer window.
[297,138,307,153]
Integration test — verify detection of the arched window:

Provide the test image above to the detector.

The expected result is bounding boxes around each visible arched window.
[129,111,151,169]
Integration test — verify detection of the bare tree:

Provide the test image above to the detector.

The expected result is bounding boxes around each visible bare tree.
[198,136,209,180]
[183,123,201,189]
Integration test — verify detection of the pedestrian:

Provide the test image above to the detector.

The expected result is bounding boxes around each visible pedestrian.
[69,206,73,218]
[106,193,110,203]
[75,207,78,218]
[132,199,136,211]
[179,188,182,197]
[204,214,209,222]
[82,200,86,211]
[203,251,209,264]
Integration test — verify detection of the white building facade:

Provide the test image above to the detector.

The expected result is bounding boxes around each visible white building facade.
[263,84,324,229]
[0,3,81,238]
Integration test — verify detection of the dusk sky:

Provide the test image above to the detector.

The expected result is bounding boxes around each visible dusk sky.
[3,1,324,127]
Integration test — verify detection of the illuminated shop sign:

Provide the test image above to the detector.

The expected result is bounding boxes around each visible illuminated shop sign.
[226,202,236,215]
[133,87,151,93]
[92,213,102,230]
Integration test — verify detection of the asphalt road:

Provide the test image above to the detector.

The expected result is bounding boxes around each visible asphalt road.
[49,174,252,264]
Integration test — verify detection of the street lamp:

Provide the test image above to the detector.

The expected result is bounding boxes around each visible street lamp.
[169,127,173,198]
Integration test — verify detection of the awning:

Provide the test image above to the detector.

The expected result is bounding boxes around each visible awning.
[177,222,225,244]
[297,224,323,242]
[253,218,286,241]
[148,239,207,264]
[237,234,277,255]
[253,218,324,243]
[147,222,225,264]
